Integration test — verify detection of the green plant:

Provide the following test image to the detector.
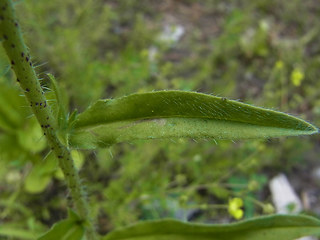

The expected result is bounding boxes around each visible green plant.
[0,0,319,239]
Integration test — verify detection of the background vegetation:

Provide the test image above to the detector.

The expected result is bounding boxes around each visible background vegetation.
[0,0,319,238]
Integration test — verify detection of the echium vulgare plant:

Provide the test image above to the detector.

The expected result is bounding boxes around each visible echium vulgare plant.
[0,0,319,239]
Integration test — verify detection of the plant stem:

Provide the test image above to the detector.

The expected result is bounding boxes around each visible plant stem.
[0,1,96,239]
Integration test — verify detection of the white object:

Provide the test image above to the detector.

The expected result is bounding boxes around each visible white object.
[269,173,302,214]
[159,24,185,44]
[269,174,316,240]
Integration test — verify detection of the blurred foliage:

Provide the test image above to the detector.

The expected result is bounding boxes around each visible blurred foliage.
[0,0,320,238]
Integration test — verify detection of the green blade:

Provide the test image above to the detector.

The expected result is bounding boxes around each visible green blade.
[103,215,320,240]
[38,209,84,240]
[69,91,318,149]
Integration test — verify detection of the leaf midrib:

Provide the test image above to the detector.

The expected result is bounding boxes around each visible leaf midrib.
[74,115,317,134]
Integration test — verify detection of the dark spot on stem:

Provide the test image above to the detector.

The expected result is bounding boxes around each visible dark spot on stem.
[46,117,49,120]
[26,57,29,62]
[17,78,20,82]
[11,44,15,48]
[40,103,42,106]
[26,88,30,92]
[0,16,4,21]
[11,60,15,65]
[44,133,46,135]
[21,52,24,57]
[3,34,8,40]
[29,62,32,66]
[58,155,63,159]
[41,125,44,128]
[35,102,38,106]
[14,22,18,27]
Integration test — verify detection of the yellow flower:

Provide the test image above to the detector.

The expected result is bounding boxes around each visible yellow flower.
[275,60,284,70]
[291,68,304,87]
[228,198,244,220]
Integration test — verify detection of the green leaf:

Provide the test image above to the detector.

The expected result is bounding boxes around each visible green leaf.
[0,81,29,131]
[17,117,47,153]
[47,73,68,126]
[24,152,57,193]
[0,223,39,240]
[69,91,318,149]
[103,215,320,240]
[38,209,85,240]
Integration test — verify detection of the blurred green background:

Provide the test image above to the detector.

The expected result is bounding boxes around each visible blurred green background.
[0,0,320,238]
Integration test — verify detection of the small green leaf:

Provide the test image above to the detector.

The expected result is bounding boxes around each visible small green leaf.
[38,209,85,240]
[68,109,78,128]
[103,215,320,240]
[69,91,318,149]
[47,73,67,123]
[0,81,29,131]
[47,73,70,131]
[17,117,47,153]
[24,153,57,193]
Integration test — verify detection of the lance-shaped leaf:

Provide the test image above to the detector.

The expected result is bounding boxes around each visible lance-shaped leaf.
[103,215,320,240]
[69,91,318,149]
[38,209,84,240]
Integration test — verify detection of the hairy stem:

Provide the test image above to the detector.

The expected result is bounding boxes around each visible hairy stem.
[0,0,96,239]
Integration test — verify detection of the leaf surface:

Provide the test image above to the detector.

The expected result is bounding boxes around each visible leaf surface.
[24,152,57,193]
[69,91,318,149]
[38,209,84,240]
[103,215,320,240]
